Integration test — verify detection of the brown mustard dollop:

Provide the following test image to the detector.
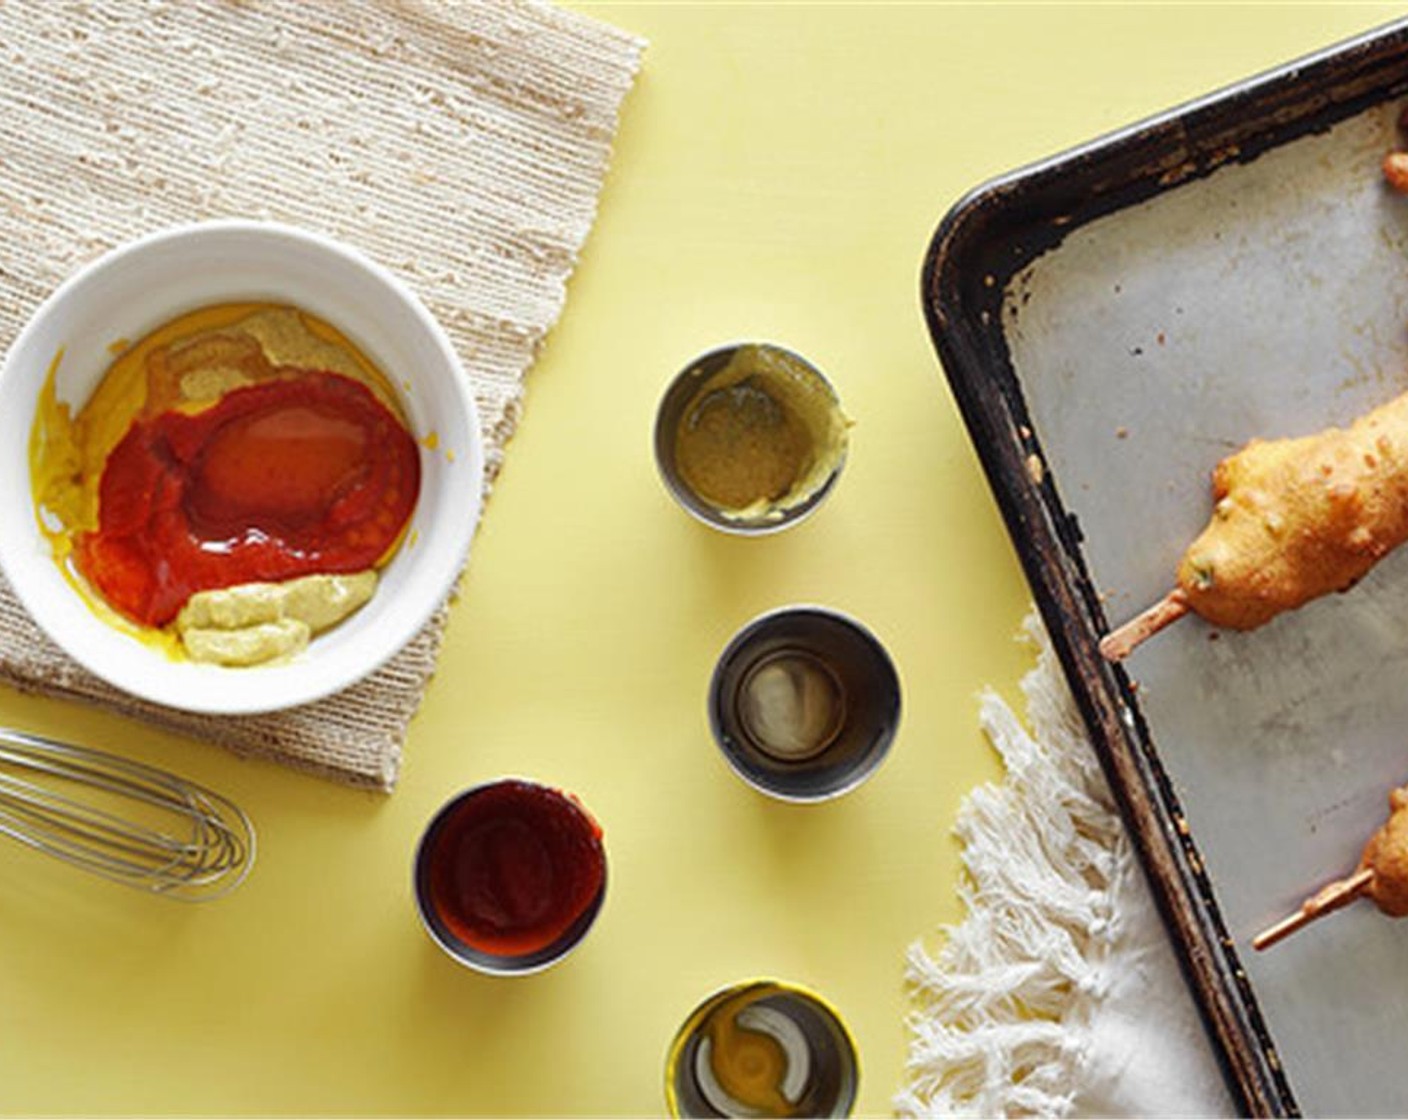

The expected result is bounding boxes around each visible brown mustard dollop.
[676,377,809,510]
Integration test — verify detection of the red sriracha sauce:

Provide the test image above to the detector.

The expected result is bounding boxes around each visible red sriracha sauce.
[74,370,420,628]
[422,780,607,959]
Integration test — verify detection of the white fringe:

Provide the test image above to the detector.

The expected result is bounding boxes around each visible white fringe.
[896,614,1131,1119]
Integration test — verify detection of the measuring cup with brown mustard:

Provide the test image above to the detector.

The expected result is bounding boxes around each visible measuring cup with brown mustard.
[654,343,850,533]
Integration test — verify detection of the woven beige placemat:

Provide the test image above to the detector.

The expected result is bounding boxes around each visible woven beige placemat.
[0,0,644,790]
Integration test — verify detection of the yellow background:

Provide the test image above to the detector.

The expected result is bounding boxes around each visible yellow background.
[1,4,1401,1116]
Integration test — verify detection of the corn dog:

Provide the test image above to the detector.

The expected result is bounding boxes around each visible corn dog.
[1102,389,1408,659]
[1254,786,1408,949]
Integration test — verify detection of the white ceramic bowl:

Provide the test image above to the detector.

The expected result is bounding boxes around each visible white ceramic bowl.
[0,220,483,714]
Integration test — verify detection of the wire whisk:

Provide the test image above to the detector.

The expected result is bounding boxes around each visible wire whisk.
[0,727,254,900]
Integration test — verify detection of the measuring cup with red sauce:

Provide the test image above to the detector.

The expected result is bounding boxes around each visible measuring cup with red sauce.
[413,778,607,975]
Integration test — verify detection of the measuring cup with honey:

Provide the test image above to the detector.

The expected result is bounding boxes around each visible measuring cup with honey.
[665,979,859,1118]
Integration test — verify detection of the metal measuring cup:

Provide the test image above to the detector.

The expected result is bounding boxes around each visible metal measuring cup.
[665,978,860,1118]
[654,343,849,535]
[708,606,900,802]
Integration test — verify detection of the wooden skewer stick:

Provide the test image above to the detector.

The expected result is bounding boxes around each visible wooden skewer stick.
[1099,589,1191,662]
[1251,866,1375,951]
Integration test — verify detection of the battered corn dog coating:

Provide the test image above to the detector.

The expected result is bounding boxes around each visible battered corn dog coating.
[1177,391,1408,630]
[1362,787,1408,917]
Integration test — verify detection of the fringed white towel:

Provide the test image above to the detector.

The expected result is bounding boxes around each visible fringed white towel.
[897,614,1234,1118]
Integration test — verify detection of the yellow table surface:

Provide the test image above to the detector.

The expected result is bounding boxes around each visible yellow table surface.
[2,4,1402,1116]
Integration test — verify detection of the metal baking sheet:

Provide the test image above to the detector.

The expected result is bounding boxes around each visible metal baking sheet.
[925,20,1408,1117]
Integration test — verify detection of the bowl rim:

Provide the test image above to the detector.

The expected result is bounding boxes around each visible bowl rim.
[0,218,484,715]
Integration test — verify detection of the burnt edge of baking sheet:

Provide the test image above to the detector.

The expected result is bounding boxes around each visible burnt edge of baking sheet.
[922,18,1408,1120]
